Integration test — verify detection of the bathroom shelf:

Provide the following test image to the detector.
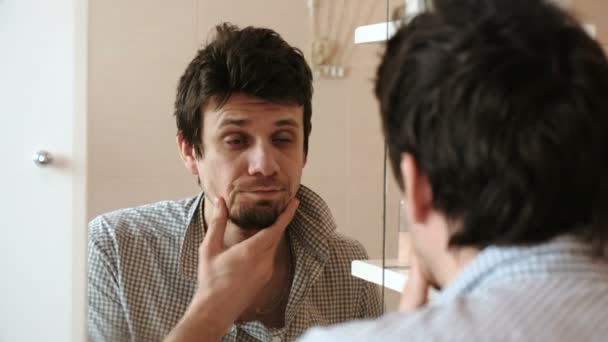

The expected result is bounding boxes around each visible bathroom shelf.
[353,0,423,44]
[354,21,396,44]
[351,259,408,292]
[355,21,595,45]
[352,259,441,302]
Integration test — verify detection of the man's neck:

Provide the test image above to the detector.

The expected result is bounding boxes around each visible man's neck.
[222,221,261,248]
[438,246,480,288]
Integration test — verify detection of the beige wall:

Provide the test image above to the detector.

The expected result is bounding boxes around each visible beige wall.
[88,0,395,259]
[88,0,200,218]
[574,0,608,50]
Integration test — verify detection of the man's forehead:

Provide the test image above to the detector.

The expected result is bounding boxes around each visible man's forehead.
[204,95,303,128]
[217,117,300,128]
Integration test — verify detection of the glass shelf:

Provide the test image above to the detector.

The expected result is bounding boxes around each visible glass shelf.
[351,259,408,292]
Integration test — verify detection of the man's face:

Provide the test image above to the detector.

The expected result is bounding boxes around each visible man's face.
[196,94,305,230]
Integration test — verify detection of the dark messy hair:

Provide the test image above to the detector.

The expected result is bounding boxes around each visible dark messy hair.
[376,0,608,256]
[174,23,313,157]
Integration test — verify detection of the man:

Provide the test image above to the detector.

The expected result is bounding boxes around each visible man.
[88,23,381,342]
[300,0,608,340]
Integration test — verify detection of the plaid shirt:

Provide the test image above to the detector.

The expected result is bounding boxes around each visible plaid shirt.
[88,185,382,341]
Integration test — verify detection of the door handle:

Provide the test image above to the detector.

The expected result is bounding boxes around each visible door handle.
[33,150,53,166]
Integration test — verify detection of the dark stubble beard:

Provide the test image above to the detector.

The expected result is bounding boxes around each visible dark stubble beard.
[229,197,288,230]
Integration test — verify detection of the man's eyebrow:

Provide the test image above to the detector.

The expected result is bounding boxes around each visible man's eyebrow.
[275,119,299,128]
[218,118,250,128]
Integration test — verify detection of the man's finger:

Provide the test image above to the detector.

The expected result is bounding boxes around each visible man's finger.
[202,197,228,255]
[244,198,299,251]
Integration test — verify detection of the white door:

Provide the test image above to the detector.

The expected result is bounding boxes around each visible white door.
[0,0,87,341]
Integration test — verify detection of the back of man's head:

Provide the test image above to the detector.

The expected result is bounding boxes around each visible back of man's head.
[376,0,608,256]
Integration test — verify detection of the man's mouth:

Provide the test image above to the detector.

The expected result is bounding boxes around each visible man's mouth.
[236,187,287,200]
[231,179,288,200]
[246,187,284,192]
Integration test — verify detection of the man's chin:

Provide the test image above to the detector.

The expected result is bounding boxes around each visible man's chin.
[229,201,284,230]
[229,215,277,231]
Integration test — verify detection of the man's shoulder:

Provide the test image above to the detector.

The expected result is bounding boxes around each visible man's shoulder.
[88,196,198,244]
[299,299,510,342]
[296,185,336,228]
[295,185,368,261]
[326,231,368,261]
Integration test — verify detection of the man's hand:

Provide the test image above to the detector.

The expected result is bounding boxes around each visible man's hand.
[165,197,299,342]
[399,252,430,312]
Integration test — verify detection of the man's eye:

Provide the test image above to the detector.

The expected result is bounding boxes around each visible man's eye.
[224,135,248,147]
[273,137,292,145]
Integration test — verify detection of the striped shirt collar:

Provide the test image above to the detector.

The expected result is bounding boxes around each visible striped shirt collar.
[437,235,603,303]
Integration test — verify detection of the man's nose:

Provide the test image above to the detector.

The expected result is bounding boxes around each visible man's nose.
[247,142,279,177]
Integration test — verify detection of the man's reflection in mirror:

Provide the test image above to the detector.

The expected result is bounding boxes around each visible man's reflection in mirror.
[88,23,381,342]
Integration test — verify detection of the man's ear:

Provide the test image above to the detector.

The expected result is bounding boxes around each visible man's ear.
[177,132,199,176]
[401,153,433,225]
